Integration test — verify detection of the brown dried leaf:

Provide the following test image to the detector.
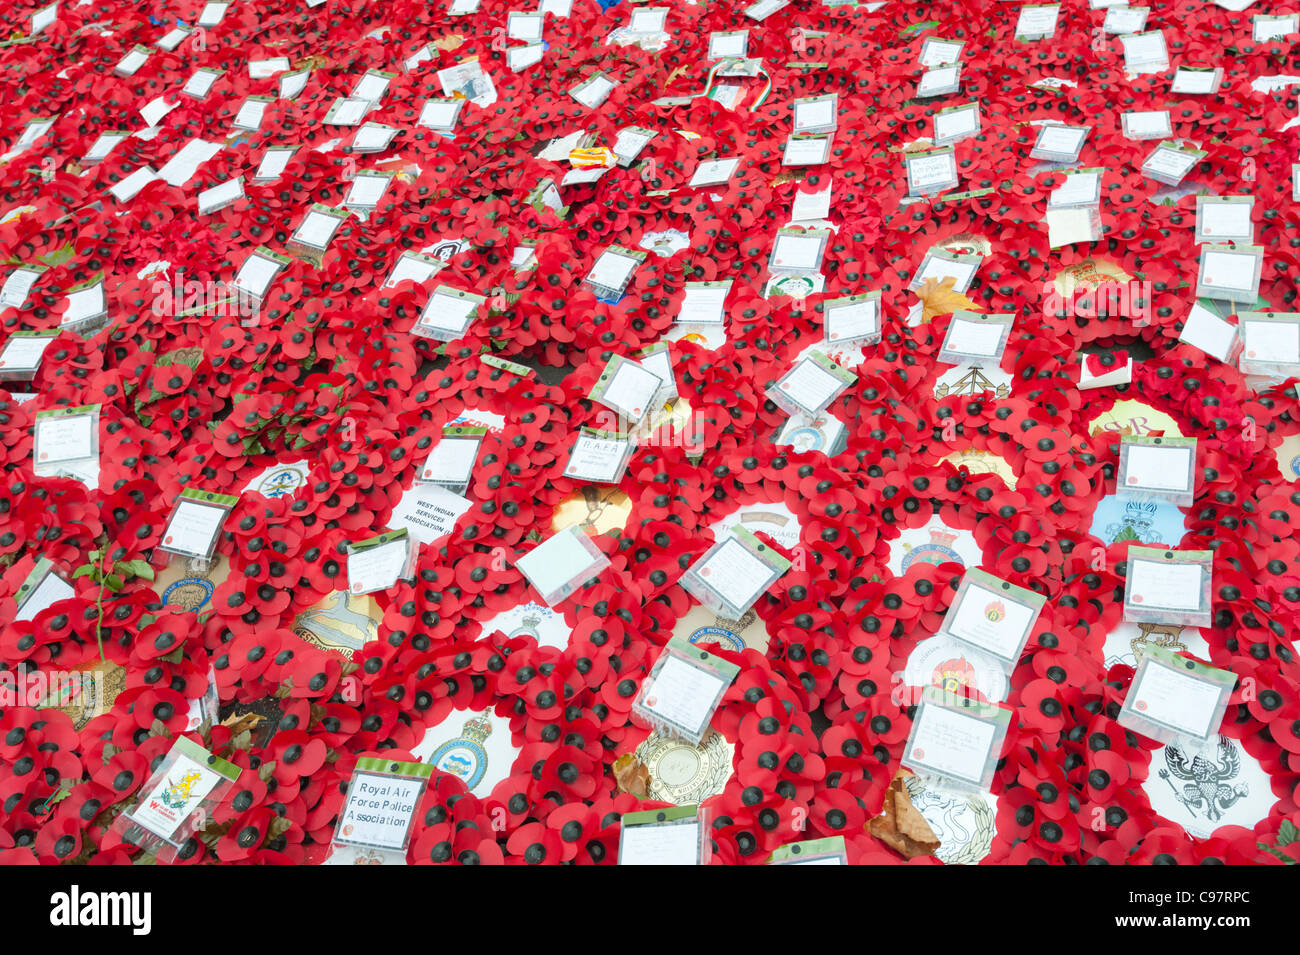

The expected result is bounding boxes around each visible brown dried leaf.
[433,34,465,51]
[198,818,233,849]
[612,753,650,798]
[867,770,940,860]
[258,760,277,783]
[220,711,265,738]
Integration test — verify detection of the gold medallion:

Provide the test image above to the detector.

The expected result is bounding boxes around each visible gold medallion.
[636,728,735,806]
[550,487,632,536]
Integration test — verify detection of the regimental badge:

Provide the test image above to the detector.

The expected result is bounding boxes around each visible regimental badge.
[934,363,1010,399]
[636,728,735,806]
[931,231,993,259]
[429,238,466,263]
[1130,622,1188,663]
[688,608,754,652]
[767,274,818,299]
[1270,433,1300,482]
[1156,736,1250,828]
[293,590,382,658]
[1087,399,1185,440]
[1107,496,1159,543]
[43,662,126,731]
[904,635,1009,704]
[638,228,690,258]
[257,465,307,498]
[429,715,493,791]
[787,420,829,452]
[160,556,220,613]
[931,656,977,697]
[903,774,997,866]
[161,769,205,810]
[1051,257,1134,299]
[901,527,964,573]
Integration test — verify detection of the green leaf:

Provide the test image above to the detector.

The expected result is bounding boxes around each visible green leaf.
[1278,819,1298,845]
[104,574,124,592]
[116,559,154,581]
[72,565,96,579]
[38,243,76,268]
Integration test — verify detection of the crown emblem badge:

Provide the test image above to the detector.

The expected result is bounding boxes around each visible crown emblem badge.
[430,713,494,792]
[900,526,964,572]
[459,715,493,744]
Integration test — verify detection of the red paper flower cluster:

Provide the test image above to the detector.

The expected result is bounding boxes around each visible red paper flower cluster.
[0,0,1297,865]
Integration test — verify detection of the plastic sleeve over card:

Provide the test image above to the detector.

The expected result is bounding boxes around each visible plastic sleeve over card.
[331,758,433,856]
[113,736,241,864]
[900,687,1012,796]
[0,330,57,380]
[33,404,100,479]
[582,245,646,300]
[1115,435,1197,506]
[515,524,611,607]
[679,526,792,621]
[937,567,1046,672]
[561,427,635,485]
[157,487,240,562]
[764,352,856,418]
[1117,644,1237,748]
[618,804,710,865]
[345,529,418,595]
[632,637,741,745]
[13,557,69,619]
[821,291,882,347]
[415,425,486,491]
[588,353,663,425]
[936,311,1013,366]
[1123,546,1213,627]
[768,835,848,865]
[1237,312,1300,378]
